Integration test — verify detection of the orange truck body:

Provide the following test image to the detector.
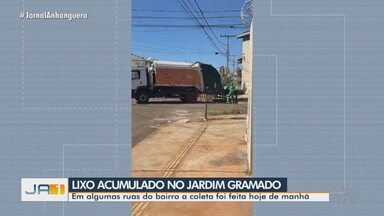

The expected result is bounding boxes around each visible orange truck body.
[154,67,202,87]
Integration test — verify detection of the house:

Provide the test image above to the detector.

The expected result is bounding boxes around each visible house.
[131,54,151,68]
[236,31,251,94]
[237,29,253,174]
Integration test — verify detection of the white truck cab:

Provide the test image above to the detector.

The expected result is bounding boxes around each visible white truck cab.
[131,68,148,95]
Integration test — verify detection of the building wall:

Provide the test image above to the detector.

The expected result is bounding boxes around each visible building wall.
[246,26,253,174]
[241,38,252,93]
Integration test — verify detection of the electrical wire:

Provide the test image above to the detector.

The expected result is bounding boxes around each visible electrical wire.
[192,0,226,46]
[177,0,226,54]
[132,24,246,28]
[134,40,214,53]
[132,9,240,13]
[132,15,240,20]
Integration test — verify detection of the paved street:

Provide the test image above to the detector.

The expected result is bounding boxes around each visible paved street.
[132,98,247,146]
[132,98,204,146]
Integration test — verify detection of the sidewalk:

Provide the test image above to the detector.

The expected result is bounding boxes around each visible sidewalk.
[132,115,252,216]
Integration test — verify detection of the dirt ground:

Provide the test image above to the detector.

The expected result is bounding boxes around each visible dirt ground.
[131,114,252,216]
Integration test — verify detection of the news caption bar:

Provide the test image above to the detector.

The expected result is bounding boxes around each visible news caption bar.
[21,178,329,202]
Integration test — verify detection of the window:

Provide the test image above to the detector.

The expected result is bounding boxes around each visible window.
[132,70,141,80]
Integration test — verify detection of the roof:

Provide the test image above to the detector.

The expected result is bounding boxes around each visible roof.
[131,53,147,61]
[236,31,250,39]
[132,54,151,68]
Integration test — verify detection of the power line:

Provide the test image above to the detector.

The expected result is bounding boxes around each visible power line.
[132,24,246,28]
[132,9,241,13]
[183,0,226,47]
[133,44,219,56]
[134,46,215,55]
[133,29,201,32]
[132,15,240,19]
[134,40,213,53]
[192,0,226,46]
[177,0,226,54]
[177,0,224,52]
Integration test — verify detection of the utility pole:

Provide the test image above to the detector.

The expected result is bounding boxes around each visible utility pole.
[220,34,236,73]
[231,54,238,76]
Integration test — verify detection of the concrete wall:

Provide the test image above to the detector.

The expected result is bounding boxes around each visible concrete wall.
[241,37,252,92]
[246,25,253,173]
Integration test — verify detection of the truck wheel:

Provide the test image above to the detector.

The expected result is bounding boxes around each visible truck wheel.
[179,94,187,103]
[135,91,150,104]
[185,90,198,103]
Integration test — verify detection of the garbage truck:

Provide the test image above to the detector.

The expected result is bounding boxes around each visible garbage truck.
[132,61,223,104]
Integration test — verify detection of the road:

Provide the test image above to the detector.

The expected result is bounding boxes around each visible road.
[131,98,205,146]
[131,98,247,146]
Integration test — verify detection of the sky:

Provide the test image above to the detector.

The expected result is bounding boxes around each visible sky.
[132,0,249,69]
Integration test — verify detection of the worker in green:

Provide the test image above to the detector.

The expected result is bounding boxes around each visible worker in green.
[224,83,236,104]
